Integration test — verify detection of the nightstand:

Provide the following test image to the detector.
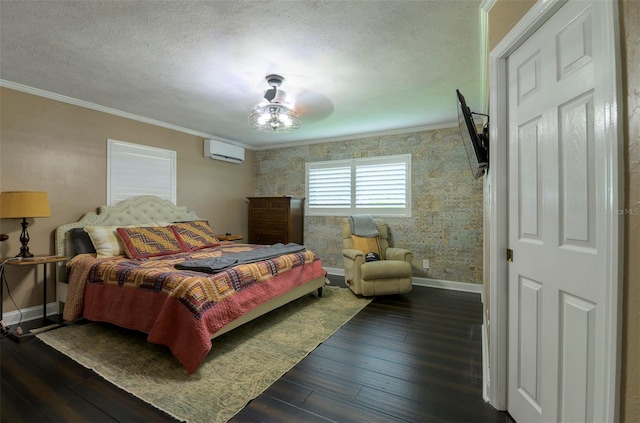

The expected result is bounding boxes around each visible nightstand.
[3,255,67,341]
[215,234,244,241]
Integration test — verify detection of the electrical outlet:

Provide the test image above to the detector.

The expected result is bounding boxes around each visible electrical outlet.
[422,259,429,269]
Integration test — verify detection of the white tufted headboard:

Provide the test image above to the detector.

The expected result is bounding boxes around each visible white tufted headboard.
[55,195,199,280]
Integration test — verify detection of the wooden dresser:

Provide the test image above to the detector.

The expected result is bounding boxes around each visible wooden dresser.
[247,197,304,245]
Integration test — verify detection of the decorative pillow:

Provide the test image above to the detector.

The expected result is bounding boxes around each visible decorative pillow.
[84,225,130,258]
[69,228,96,254]
[116,226,188,259]
[171,220,220,251]
[351,235,384,260]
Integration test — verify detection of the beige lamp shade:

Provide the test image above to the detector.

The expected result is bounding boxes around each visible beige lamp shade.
[0,191,51,218]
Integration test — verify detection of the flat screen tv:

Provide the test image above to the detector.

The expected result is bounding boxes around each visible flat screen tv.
[456,89,489,179]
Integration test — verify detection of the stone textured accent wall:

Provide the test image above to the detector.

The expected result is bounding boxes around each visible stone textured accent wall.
[254,127,484,283]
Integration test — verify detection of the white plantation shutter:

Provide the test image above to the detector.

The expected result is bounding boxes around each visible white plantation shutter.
[306,154,411,216]
[356,161,408,209]
[107,139,177,205]
[307,165,351,209]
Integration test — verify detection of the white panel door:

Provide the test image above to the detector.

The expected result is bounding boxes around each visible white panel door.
[507,1,614,421]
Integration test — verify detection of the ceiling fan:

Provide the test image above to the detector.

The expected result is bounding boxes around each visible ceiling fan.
[249,74,301,133]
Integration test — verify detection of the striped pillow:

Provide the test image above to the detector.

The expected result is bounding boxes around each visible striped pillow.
[117,226,188,259]
[171,220,220,251]
[84,225,131,258]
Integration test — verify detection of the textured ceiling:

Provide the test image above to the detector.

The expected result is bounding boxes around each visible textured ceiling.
[0,0,486,149]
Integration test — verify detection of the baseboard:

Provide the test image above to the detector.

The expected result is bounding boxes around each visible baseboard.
[325,267,344,277]
[1,302,58,326]
[323,267,483,294]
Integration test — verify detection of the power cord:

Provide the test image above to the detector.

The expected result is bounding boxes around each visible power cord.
[0,258,25,338]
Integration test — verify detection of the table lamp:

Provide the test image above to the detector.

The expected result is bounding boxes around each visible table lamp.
[0,191,51,258]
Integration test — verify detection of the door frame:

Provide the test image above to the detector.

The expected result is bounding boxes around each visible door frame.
[486,0,624,420]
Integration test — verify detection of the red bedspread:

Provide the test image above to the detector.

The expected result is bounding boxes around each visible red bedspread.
[64,243,325,373]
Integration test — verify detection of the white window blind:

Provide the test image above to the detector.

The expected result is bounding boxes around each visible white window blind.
[306,154,411,216]
[107,139,176,205]
[307,164,352,209]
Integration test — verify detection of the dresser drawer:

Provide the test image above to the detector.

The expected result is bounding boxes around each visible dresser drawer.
[249,232,288,245]
[250,221,288,232]
[249,197,290,212]
[267,198,290,211]
[251,211,288,223]
[249,198,271,211]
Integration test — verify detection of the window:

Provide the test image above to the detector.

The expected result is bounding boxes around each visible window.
[306,154,411,216]
[107,139,176,205]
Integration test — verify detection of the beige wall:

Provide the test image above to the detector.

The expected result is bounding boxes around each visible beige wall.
[621,0,640,419]
[0,87,255,312]
[488,0,537,52]
[489,0,639,420]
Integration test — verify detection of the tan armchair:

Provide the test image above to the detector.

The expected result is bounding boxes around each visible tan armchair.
[341,218,413,296]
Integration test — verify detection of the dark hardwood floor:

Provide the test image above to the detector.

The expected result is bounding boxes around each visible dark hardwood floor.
[1,279,511,422]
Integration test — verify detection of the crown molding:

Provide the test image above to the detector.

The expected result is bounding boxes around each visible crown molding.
[2,79,458,152]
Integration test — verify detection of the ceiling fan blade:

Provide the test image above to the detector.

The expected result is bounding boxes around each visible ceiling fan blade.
[293,90,335,123]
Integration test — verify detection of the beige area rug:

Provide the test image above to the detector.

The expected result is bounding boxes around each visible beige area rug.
[37,286,370,423]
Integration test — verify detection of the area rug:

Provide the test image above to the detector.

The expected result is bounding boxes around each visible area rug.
[37,286,370,423]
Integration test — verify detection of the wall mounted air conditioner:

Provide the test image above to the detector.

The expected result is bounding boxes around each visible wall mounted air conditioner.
[203,139,245,164]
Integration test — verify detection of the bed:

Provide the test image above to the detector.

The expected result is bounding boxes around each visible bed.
[54,195,326,373]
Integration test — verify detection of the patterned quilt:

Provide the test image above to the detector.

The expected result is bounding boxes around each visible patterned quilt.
[64,243,325,373]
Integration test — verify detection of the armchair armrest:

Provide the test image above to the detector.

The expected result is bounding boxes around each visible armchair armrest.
[342,248,365,261]
[385,247,413,262]
[342,248,366,292]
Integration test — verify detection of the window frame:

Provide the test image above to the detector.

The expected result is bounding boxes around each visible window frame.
[305,154,412,217]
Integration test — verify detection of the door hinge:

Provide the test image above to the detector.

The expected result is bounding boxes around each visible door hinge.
[506,248,513,262]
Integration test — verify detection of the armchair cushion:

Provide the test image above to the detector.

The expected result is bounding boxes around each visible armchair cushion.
[350,235,384,259]
[361,260,411,280]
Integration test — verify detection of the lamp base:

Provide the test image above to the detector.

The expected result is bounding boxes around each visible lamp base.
[17,217,33,258]
[16,249,34,258]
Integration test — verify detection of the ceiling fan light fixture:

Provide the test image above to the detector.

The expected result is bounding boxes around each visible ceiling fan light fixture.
[249,75,301,133]
[249,104,301,132]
